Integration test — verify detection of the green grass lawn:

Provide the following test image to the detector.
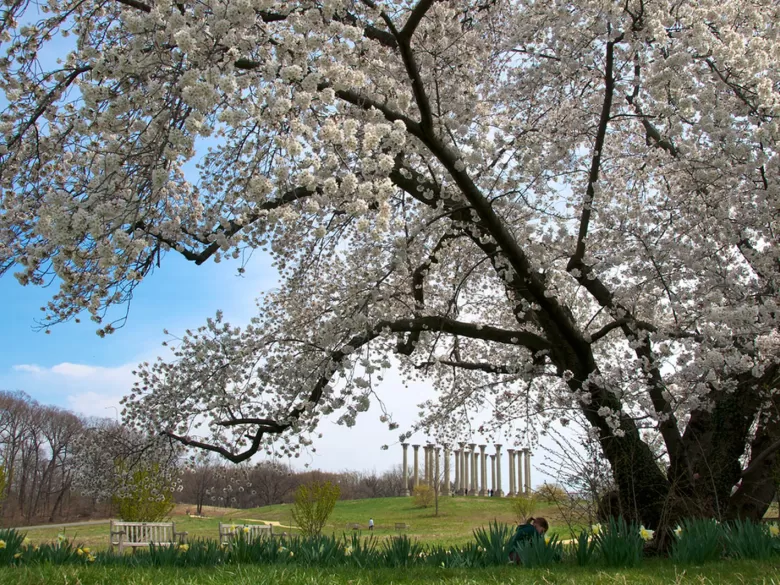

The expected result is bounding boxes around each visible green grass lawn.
[1,560,778,585]
[16,496,780,552]
[18,496,572,550]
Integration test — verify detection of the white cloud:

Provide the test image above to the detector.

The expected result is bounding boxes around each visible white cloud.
[9,361,134,419]
[12,364,44,374]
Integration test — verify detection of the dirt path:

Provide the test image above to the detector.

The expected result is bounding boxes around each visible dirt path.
[11,519,110,531]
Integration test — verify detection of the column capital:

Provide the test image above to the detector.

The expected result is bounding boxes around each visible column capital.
[468,442,477,449]
[479,444,487,452]
[507,447,515,453]
[494,443,502,448]
[412,444,420,449]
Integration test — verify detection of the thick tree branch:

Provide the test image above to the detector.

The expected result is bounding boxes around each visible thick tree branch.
[569,37,619,268]
[417,359,515,374]
[401,0,439,40]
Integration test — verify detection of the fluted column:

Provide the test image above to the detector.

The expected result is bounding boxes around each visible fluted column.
[402,443,410,496]
[443,445,451,495]
[467,447,473,495]
[479,445,487,496]
[517,449,524,496]
[425,446,431,485]
[524,449,532,494]
[490,454,496,494]
[459,442,467,494]
[453,448,460,495]
[495,444,503,497]
[435,447,441,493]
[462,446,469,495]
[413,445,420,488]
[507,449,516,497]
[473,450,479,496]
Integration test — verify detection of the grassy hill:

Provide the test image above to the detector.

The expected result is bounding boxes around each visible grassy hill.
[237,495,571,543]
[17,495,571,550]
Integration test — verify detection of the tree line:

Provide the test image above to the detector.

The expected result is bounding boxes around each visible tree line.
[0,390,406,524]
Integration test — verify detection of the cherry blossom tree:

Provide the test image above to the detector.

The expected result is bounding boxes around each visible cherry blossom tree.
[1,0,778,531]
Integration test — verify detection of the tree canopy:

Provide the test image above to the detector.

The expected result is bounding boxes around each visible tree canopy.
[1,0,778,530]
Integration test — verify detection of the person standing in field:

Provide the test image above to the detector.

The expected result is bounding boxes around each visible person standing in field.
[368,518,374,531]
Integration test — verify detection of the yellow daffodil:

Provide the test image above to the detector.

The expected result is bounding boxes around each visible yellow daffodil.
[13,552,21,559]
[0,540,6,549]
[230,524,237,532]
[591,523,601,536]
[544,536,551,545]
[674,526,683,538]
[770,525,779,538]
[639,526,654,541]
[289,550,294,557]
[76,548,84,556]
[22,538,31,547]
[344,546,352,556]
[178,544,189,552]
[87,554,96,563]
[243,526,250,534]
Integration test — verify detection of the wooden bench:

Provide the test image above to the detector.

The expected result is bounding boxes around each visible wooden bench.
[394,523,410,531]
[219,523,273,544]
[109,520,187,554]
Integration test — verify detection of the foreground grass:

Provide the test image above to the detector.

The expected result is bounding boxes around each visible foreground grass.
[1,561,779,585]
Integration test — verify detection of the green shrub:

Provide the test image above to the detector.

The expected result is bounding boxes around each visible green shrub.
[726,518,777,560]
[412,484,434,508]
[534,483,567,502]
[572,528,598,566]
[671,518,725,564]
[594,516,644,567]
[512,533,562,568]
[291,480,341,537]
[113,462,175,522]
[509,495,537,524]
[381,535,423,567]
[0,529,26,565]
[472,520,513,566]
[343,532,378,568]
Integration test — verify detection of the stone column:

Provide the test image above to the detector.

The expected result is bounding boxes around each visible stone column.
[490,454,496,494]
[435,447,441,493]
[472,449,478,496]
[479,445,487,496]
[453,448,460,495]
[424,446,431,485]
[464,445,471,495]
[443,445,451,495]
[524,449,532,494]
[507,448,516,497]
[517,449,524,496]
[468,443,477,496]
[495,444,503,497]
[402,443,410,496]
[459,442,467,494]
[413,445,420,488]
